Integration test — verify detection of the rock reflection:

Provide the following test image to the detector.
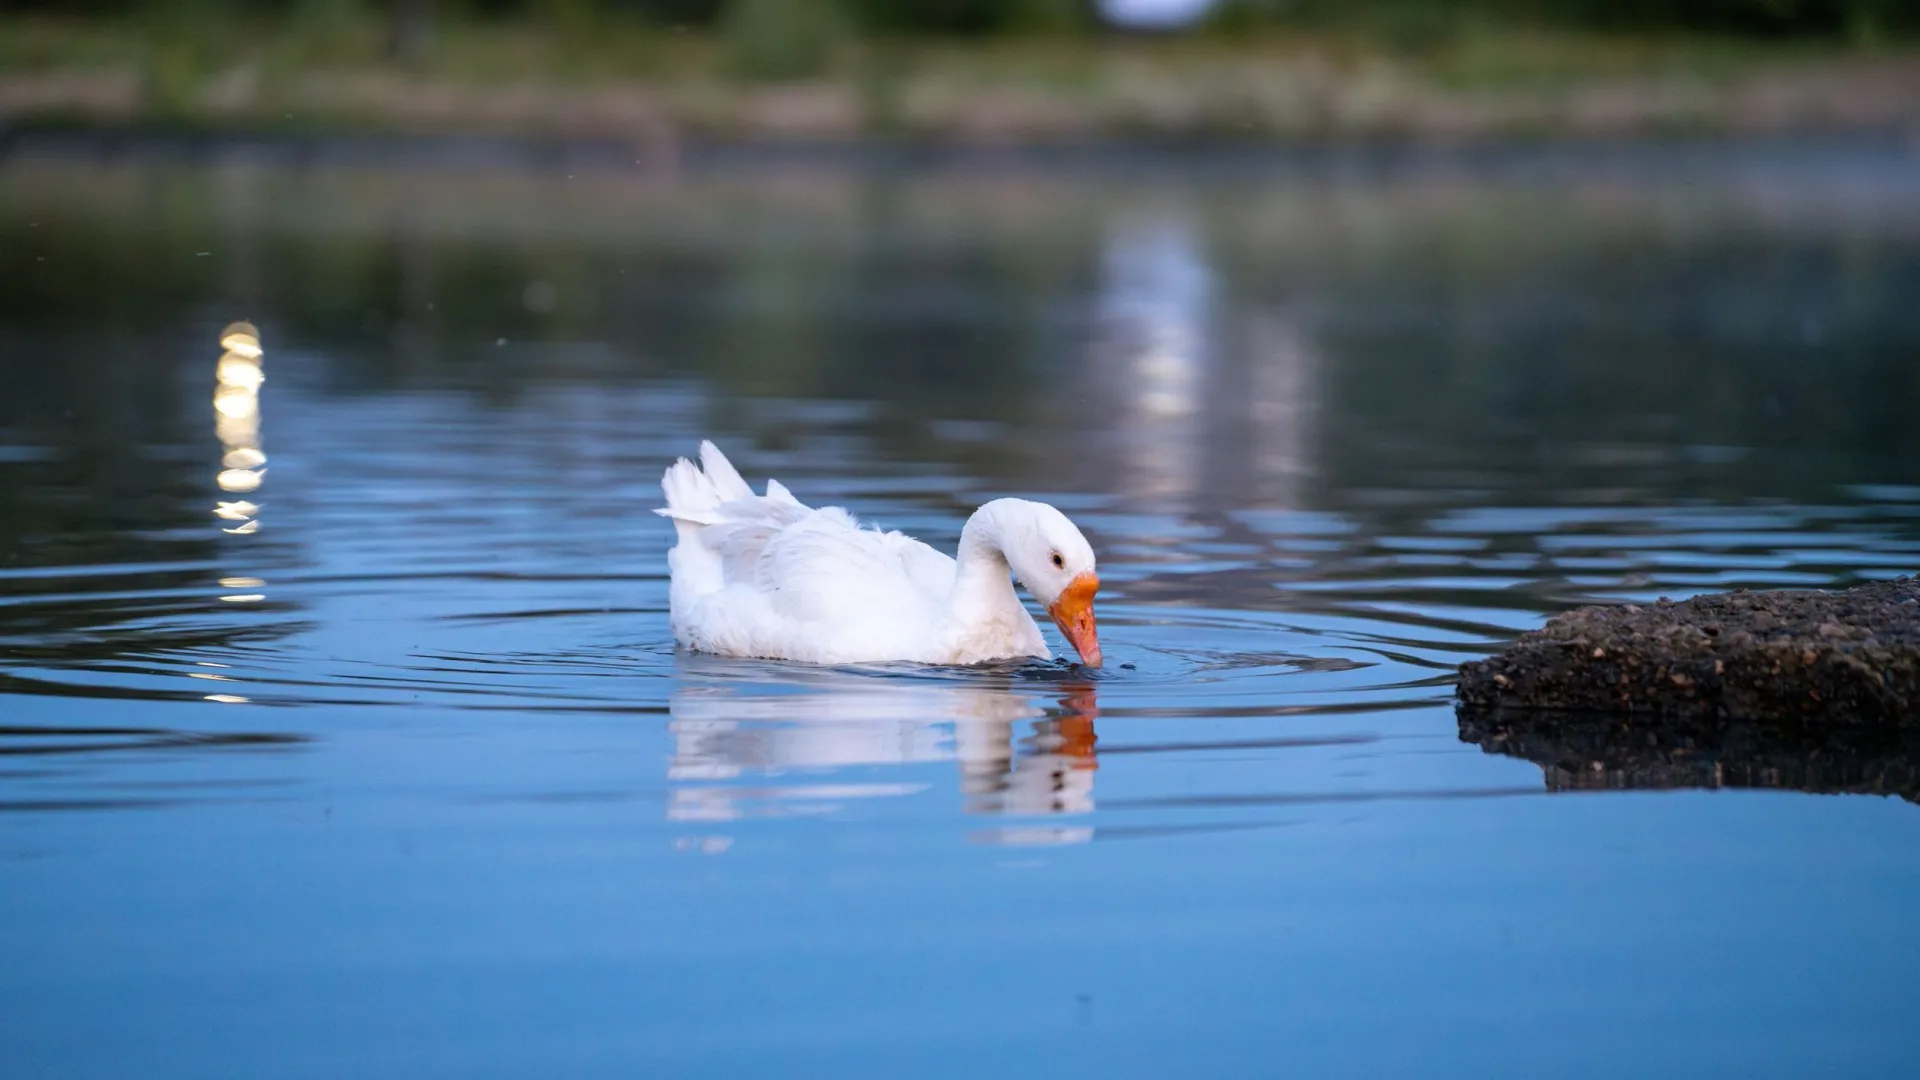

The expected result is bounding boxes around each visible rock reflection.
[667,669,1100,845]
[1458,707,1920,804]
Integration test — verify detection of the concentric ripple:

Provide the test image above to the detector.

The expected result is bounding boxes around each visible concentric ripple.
[3,368,1916,840]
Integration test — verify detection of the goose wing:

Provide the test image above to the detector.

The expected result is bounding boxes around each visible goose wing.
[659,441,952,624]
[749,509,938,623]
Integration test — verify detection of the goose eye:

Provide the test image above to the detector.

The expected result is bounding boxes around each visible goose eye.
[1050,552,1064,569]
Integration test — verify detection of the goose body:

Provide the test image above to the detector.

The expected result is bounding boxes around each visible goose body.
[657,441,1102,667]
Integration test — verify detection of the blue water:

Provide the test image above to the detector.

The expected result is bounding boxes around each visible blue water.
[2,152,1918,1078]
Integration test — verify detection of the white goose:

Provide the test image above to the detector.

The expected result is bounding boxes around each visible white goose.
[657,441,1102,667]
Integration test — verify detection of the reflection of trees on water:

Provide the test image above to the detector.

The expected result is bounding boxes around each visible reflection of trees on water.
[665,668,1100,845]
[0,335,204,566]
[7,160,1919,633]
[12,161,1916,506]
[1077,197,1920,624]
[1459,706,1920,805]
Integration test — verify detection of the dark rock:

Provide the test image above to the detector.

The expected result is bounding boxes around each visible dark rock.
[1457,577,1920,723]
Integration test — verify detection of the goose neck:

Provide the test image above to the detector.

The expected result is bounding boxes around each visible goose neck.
[950,507,1024,625]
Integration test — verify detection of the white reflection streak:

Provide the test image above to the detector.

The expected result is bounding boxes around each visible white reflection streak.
[666,680,1100,848]
[1096,218,1211,504]
[1246,313,1321,509]
[214,321,267,519]
[211,320,268,611]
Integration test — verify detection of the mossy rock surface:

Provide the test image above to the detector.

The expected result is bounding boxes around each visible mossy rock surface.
[1457,577,1920,723]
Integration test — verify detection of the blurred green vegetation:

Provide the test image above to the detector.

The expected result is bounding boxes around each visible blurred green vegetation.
[3,0,1916,46]
[1202,0,1917,45]
[1,1,1915,137]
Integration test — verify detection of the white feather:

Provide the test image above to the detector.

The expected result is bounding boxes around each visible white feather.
[656,441,1102,666]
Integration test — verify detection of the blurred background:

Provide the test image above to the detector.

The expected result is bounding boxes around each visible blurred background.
[3,0,1919,144]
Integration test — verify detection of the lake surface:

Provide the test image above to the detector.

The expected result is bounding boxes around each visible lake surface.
[3,147,1919,1078]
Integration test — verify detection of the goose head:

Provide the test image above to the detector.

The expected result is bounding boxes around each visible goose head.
[990,499,1103,668]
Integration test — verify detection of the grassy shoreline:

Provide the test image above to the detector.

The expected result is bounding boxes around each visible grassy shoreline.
[3,15,1918,144]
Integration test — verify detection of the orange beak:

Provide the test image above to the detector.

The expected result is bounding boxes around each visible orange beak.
[1047,571,1102,668]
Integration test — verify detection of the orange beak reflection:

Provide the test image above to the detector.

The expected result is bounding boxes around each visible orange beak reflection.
[1047,571,1102,668]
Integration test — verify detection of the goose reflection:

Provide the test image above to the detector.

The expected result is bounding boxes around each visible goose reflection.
[667,660,1100,844]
